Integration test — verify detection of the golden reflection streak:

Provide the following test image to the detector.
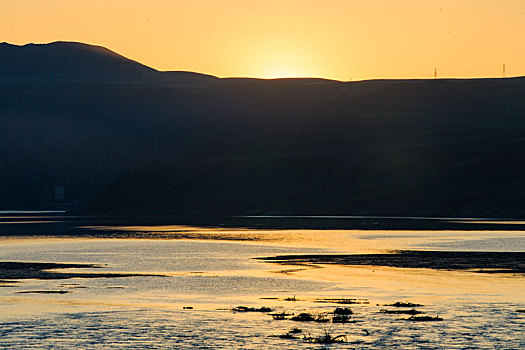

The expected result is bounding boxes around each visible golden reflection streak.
[450,220,525,225]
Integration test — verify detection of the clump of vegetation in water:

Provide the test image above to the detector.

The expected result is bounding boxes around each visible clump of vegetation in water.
[270,312,294,320]
[315,298,368,304]
[315,314,329,323]
[276,333,295,339]
[290,312,329,322]
[379,308,422,315]
[272,328,303,339]
[406,315,443,321]
[332,314,356,323]
[333,307,353,315]
[232,306,272,313]
[303,328,347,344]
[290,313,315,321]
[384,301,422,307]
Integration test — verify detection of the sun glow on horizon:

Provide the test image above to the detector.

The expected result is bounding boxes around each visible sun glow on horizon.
[256,50,313,79]
[260,63,304,79]
[2,0,525,80]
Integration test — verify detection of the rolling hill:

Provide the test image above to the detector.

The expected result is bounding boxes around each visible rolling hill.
[1,41,525,217]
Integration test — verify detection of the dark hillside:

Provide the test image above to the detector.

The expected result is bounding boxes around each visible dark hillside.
[1,41,525,216]
[0,41,216,83]
[90,78,525,217]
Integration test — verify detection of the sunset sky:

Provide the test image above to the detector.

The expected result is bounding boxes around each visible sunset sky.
[2,0,524,80]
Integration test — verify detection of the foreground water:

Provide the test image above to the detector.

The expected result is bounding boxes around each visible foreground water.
[0,214,524,349]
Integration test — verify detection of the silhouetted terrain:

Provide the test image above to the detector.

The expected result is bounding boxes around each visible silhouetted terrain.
[1,41,525,216]
[0,41,216,83]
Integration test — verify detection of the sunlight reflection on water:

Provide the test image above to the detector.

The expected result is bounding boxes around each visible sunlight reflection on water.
[0,226,524,349]
[0,304,523,349]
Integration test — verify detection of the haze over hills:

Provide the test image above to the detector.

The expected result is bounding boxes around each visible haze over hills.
[1,41,525,217]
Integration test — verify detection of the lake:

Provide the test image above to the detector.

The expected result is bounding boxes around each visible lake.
[0,213,524,349]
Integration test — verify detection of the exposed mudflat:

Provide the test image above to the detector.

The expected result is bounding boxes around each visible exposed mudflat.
[0,261,164,280]
[258,250,525,275]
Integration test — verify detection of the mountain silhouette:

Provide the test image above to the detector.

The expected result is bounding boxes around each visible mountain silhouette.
[2,41,525,217]
[0,41,216,83]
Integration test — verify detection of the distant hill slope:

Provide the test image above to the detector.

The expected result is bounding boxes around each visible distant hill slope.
[0,41,216,83]
[90,77,525,217]
[2,41,525,217]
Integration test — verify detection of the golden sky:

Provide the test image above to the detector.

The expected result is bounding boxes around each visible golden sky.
[2,0,524,80]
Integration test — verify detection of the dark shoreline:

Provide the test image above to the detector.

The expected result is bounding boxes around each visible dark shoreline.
[0,261,163,280]
[257,250,525,275]
[4,213,525,237]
